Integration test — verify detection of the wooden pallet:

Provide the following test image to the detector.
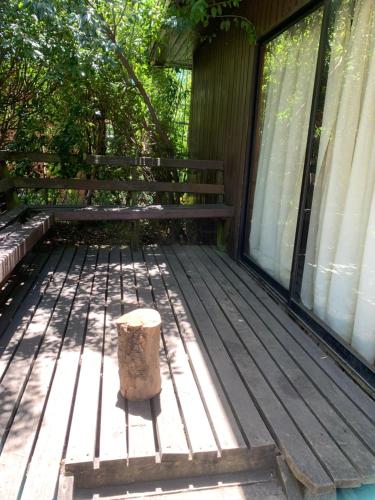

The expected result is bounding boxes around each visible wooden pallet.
[64,246,275,489]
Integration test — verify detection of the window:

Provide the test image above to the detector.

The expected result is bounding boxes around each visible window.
[244,0,375,374]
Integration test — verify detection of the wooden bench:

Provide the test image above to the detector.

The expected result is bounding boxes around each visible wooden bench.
[0,151,232,283]
[0,211,53,285]
[0,151,233,222]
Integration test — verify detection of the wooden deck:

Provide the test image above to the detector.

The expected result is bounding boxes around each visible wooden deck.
[0,244,375,499]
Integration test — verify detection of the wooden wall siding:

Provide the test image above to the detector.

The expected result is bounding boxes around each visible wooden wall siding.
[243,0,314,37]
[189,0,312,256]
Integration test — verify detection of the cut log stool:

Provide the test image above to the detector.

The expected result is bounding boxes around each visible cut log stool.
[116,308,162,401]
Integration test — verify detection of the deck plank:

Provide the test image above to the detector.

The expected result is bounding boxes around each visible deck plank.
[0,247,62,373]
[99,247,127,463]
[143,248,210,461]
[21,248,98,500]
[169,245,334,494]
[0,249,51,341]
[65,249,109,466]
[0,247,86,500]
[138,249,190,462]
[0,247,75,448]
[135,248,217,460]
[183,245,362,488]
[122,248,156,465]
[1,244,374,496]
[0,247,36,311]
[208,249,375,447]
[199,246,375,484]
[159,246,276,460]
[151,247,259,458]
[211,247,375,425]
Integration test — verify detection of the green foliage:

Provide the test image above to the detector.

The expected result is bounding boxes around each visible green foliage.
[0,0,190,163]
[171,0,256,43]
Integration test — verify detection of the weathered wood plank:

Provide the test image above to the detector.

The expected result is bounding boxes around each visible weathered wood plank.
[0,247,86,500]
[0,151,224,171]
[199,246,375,484]
[126,479,285,500]
[213,248,375,424]
[151,359,190,462]
[159,246,275,462]
[277,456,304,500]
[0,213,53,284]
[0,248,35,311]
[121,248,156,465]
[142,248,214,460]
[0,224,20,244]
[209,248,375,450]
[0,205,27,231]
[65,248,109,466]
[57,474,74,500]
[72,450,277,489]
[185,246,360,489]
[0,248,62,372]
[132,249,189,462]
[0,247,75,448]
[40,204,234,221]
[170,245,334,494]
[0,249,51,341]
[13,177,224,195]
[150,247,252,459]
[22,248,98,500]
[99,247,127,463]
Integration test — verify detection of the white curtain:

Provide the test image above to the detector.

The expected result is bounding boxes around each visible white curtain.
[249,12,322,288]
[301,0,375,365]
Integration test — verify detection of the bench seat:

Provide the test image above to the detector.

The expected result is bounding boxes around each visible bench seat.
[36,203,235,221]
[0,205,28,231]
[0,213,54,284]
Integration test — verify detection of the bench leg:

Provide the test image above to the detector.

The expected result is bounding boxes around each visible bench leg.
[216,219,230,252]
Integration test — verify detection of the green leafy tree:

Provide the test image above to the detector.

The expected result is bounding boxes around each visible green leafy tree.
[171,0,256,43]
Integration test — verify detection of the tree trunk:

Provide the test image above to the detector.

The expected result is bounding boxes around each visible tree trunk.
[86,109,106,205]
[99,20,175,156]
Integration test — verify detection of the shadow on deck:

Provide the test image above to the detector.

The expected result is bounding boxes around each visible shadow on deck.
[0,244,374,500]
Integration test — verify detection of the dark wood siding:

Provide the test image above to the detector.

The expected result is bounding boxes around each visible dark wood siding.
[189,0,314,256]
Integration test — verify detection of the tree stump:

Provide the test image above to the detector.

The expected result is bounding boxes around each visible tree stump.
[116,308,162,401]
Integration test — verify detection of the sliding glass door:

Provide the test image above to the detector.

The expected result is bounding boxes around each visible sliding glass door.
[244,9,323,289]
[300,0,375,366]
[244,0,375,373]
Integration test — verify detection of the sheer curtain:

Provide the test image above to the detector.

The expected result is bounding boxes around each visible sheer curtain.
[301,0,375,365]
[249,12,322,288]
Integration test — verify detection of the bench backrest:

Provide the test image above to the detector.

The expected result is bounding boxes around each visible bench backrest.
[0,151,225,199]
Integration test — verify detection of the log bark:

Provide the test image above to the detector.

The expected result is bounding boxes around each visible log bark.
[116,308,161,401]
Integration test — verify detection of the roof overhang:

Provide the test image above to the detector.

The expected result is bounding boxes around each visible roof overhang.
[150,22,198,69]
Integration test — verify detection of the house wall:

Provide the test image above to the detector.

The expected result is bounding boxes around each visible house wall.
[189,0,314,257]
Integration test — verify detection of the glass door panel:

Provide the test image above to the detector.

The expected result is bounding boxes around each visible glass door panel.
[244,9,323,289]
[300,0,375,366]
